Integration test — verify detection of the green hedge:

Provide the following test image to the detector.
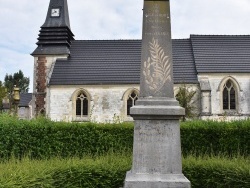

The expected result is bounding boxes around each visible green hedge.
[183,156,250,188]
[0,114,249,160]
[0,114,133,160]
[181,120,250,157]
[0,154,249,188]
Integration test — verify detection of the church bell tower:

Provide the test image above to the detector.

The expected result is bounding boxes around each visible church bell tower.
[31,0,74,116]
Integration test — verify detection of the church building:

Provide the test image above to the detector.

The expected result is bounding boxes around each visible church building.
[30,0,250,122]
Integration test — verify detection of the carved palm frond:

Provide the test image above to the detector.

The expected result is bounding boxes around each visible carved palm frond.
[143,38,172,94]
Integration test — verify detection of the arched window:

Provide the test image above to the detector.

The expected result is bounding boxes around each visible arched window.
[76,92,89,117]
[223,80,236,110]
[127,91,139,115]
[71,89,92,121]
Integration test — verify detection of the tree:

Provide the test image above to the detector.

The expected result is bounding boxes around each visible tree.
[4,70,30,94]
[175,84,197,121]
[0,81,6,107]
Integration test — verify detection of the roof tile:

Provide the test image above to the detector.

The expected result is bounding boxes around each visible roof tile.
[50,39,198,85]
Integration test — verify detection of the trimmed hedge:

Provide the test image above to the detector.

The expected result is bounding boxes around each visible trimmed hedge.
[0,114,133,160]
[181,120,250,157]
[0,114,249,160]
[0,155,249,188]
[183,156,250,188]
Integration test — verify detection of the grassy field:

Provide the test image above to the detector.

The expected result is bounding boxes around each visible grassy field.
[0,153,131,188]
[0,154,249,188]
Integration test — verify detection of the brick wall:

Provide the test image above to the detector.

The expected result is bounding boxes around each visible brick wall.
[35,57,47,115]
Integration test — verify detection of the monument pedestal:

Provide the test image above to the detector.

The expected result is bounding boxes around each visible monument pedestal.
[125,173,190,188]
[124,98,190,188]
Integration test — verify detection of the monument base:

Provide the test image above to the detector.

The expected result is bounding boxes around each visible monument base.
[124,172,190,188]
[124,98,190,188]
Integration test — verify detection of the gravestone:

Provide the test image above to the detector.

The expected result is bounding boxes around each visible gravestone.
[124,0,191,187]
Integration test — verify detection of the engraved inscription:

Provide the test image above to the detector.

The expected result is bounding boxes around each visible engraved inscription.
[132,121,179,174]
[143,38,171,94]
[144,3,169,37]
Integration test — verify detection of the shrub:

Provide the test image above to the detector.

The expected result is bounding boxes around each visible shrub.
[181,120,250,157]
[175,84,198,121]
[0,114,134,160]
[0,153,131,188]
[0,154,249,188]
[0,114,249,160]
[183,155,250,188]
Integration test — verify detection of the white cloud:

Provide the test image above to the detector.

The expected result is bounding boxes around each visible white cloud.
[69,0,143,39]
[170,0,250,38]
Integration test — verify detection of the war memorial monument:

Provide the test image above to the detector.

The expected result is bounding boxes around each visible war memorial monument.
[124,0,191,187]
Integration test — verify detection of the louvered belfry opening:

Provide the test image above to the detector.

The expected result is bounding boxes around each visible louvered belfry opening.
[37,26,74,47]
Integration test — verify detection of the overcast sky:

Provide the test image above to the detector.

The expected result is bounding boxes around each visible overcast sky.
[1,0,250,91]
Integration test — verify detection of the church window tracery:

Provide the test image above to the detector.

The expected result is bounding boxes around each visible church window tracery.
[222,80,236,110]
[76,92,89,117]
[127,91,139,115]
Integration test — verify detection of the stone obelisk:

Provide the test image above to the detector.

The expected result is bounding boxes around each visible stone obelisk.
[124,0,191,187]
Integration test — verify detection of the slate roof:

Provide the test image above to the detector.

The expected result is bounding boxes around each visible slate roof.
[50,39,198,85]
[50,35,250,85]
[19,93,32,107]
[191,35,250,73]
[172,39,197,83]
[42,0,71,29]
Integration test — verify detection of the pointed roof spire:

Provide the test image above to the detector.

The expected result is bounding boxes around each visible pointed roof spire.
[32,0,74,56]
[42,0,71,28]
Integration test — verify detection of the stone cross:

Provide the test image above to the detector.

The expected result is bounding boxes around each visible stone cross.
[124,1,191,187]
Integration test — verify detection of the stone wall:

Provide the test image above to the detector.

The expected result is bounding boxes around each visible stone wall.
[48,85,139,122]
[47,74,250,123]
[48,84,200,123]
[198,73,250,121]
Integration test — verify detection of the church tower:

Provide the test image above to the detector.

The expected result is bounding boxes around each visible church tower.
[31,0,74,116]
